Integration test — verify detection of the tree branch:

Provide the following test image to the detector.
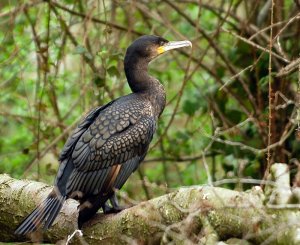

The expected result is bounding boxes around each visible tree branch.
[1,174,300,244]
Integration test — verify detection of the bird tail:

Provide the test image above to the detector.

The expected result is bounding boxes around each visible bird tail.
[15,194,66,235]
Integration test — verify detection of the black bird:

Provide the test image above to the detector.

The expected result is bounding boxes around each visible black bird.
[15,35,192,235]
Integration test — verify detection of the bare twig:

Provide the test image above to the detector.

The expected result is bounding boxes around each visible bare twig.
[222,28,289,63]
[47,0,143,36]
[277,57,300,77]
[264,0,275,181]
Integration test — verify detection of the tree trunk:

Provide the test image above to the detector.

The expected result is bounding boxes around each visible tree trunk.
[1,173,300,244]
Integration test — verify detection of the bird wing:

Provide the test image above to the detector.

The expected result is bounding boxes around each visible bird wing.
[55,101,115,195]
[61,95,155,196]
[59,101,114,162]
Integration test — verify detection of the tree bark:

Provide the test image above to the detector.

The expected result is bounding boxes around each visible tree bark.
[1,173,300,244]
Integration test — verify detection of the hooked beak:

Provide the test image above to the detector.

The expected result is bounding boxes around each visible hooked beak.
[157,40,192,54]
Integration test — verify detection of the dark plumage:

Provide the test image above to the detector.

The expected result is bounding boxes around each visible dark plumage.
[15,35,191,235]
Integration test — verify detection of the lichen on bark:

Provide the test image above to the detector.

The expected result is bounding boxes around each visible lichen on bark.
[1,172,300,244]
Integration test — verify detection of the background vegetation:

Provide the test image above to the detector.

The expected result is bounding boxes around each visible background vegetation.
[0,0,299,204]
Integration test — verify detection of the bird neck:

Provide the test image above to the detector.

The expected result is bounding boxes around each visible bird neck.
[124,56,166,117]
[124,56,151,92]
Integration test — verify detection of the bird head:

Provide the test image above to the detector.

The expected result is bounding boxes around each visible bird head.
[125,35,192,62]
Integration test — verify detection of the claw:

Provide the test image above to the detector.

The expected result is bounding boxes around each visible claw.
[102,193,126,214]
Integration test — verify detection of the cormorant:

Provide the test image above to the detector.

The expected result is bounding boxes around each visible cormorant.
[15,35,192,235]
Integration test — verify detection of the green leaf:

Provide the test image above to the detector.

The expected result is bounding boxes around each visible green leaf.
[93,75,105,87]
[107,66,119,77]
[97,48,108,58]
[0,74,19,92]
[225,109,243,124]
[258,75,269,92]
[182,99,201,116]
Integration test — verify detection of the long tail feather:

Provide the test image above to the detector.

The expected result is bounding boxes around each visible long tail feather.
[15,195,66,235]
[43,196,65,230]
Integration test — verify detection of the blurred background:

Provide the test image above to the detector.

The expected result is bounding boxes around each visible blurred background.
[0,0,299,203]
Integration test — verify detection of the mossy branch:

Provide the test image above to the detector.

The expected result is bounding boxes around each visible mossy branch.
[1,173,300,244]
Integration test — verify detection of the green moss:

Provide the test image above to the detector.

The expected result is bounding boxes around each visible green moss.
[159,202,182,224]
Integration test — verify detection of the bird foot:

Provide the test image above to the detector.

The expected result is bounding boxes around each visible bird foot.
[102,203,127,214]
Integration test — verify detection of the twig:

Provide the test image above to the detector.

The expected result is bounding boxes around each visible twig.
[49,2,115,100]
[23,115,82,177]
[0,0,43,18]
[219,64,253,90]
[24,8,45,180]
[277,57,300,77]
[137,168,151,200]
[297,57,300,131]
[208,122,296,155]
[264,0,275,182]
[47,0,143,36]
[222,28,289,63]
[164,0,258,112]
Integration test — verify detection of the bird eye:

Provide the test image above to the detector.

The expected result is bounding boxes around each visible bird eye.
[159,40,165,46]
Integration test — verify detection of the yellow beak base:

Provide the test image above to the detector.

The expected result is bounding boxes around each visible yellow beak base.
[157,46,165,54]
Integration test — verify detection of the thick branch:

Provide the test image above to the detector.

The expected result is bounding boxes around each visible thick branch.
[1,174,300,244]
